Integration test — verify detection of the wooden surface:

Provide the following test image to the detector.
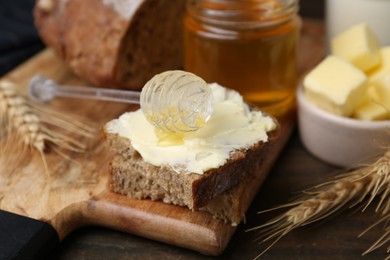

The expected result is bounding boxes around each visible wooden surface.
[45,19,388,259]
[0,19,298,258]
[0,50,290,256]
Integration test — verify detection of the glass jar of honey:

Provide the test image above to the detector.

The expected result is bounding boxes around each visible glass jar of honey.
[184,0,301,116]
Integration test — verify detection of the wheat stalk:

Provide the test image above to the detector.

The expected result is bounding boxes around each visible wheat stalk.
[360,212,390,258]
[247,149,390,259]
[0,80,95,173]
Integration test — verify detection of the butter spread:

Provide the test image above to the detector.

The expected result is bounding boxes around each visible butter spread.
[106,83,276,174]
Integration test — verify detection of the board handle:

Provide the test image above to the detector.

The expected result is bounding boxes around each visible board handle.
[0,210,59,259]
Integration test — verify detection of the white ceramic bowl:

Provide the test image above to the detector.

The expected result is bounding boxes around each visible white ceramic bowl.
[297,85,390,167]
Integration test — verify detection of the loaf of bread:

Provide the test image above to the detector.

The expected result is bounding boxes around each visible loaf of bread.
[103,81,279,225]
[34,0,185,90]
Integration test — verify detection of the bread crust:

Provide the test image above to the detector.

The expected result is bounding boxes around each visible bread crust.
[34,0,185,89]
[200,131,278,224]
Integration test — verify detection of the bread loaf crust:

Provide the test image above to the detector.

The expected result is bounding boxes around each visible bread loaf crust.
[34,0,185,89]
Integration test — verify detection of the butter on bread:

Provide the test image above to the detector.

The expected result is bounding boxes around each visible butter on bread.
[103,84,279,225]
[34,0,185,90]
[105,128,278,225]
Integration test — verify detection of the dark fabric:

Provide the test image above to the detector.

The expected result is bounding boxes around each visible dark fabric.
[0,0,45,76]
[0,210,59,259]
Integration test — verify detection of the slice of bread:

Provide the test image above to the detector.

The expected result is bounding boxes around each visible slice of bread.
[103,115,279,225]
[34,0,185,90]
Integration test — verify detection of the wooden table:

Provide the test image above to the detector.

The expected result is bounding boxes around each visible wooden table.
[46,19,388,260]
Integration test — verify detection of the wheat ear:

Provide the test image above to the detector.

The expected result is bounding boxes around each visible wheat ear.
[357,151,390,257]
[246,149,390,259]
[0,80,95,173]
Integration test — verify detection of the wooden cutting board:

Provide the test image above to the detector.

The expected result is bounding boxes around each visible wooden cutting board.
[0,48,293,257]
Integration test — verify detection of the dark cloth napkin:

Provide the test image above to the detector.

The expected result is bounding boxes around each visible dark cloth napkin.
[0,0,45,76]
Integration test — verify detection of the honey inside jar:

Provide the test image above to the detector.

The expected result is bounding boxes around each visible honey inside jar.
[184,0,301,116]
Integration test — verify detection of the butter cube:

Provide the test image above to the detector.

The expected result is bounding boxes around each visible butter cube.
[353,85,389,121]
[331,24,380,72]
[303,55,368,116]
[375,74,390,105]
[368,47,390,84]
